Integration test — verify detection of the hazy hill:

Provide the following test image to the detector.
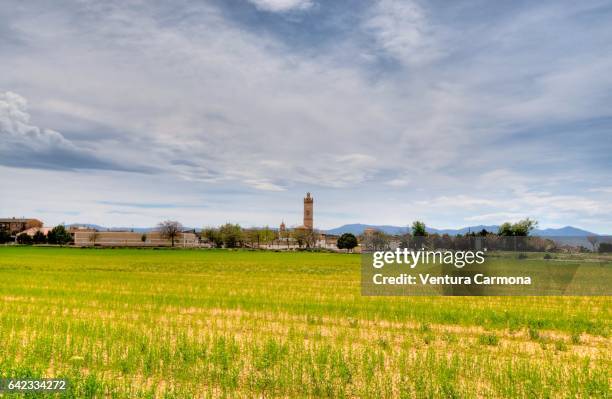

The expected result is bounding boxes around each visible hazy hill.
[324,224,599,236]
[67,224,188,233]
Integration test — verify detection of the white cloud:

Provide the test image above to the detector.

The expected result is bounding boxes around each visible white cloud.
[0,91,74,151]
[385,178,410,187]
[0,91,143,172]
[415,195,497,209]
[362,0,442,66]
[243,179,287,192]
[464,212,533,223]
[246,0,314,13]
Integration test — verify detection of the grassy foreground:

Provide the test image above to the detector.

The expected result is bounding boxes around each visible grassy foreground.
[0,247,609,398]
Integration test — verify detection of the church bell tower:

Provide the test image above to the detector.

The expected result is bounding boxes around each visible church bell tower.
[303,192,313,230]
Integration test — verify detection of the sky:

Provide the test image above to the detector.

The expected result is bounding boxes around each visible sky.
[1,0,611,233]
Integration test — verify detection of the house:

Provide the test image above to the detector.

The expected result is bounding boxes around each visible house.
[17,226,53,237]
[0,218,43,235]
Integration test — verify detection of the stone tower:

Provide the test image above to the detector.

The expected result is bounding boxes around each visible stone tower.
[303,192,313,230]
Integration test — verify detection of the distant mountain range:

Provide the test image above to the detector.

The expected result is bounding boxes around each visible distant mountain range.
[67,224,195,233]
[324,224,601,237]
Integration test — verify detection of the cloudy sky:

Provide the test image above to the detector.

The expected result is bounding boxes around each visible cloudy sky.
[1,0,611,232]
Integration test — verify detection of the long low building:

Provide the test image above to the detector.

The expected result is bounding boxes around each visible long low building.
[73,230,198,247]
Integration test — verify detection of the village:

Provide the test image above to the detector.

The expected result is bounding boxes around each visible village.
[2,192,609,255]
[0,193,351,251]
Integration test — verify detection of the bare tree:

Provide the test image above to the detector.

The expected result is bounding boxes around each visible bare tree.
[158,220,183,247]
[245,228,259,248]
[362,230,391,251]
[89,231,100,246]
[587,236,599,252]
[292,229,317,249]
[292,229,309,248]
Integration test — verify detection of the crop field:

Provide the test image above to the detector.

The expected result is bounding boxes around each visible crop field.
[0,247,609,398]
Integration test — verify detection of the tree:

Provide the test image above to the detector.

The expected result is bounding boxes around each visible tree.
[362,230,390,251]
[278,227,291,249]
[430,233,444,249]
[258,226,276,248]
[498,222,514,236]
[291,229,316,249]
[32,230,47,244]
[89,231,100,246]
[25,219,43,229]
[440,234,453,249]
[17,233,33,245]
[202,227,223,248]
[398,233,411,249]
[587,236,599,252]
[219,223,243,248]
[337,233,358,252]
[141,234,147,243]
[0,228,12,244]
[47,225,72,245]
[512,218,538,236]
[158,220,183,247]
[292,229,306,248]
[498,219,538,236]
[244,228,260,248]
[599,243,612,253]
[411,221,427,236]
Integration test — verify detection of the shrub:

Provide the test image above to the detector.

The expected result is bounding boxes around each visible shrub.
[478,333,499,346]
[377,338,390,350]
[554,340,568,351]
[32,231,47,244]
[0,228,11,244]
[442,332,458,343]
[517,253,528,260]
[17,234,33,245]
[543,253,553,260]
[528,327,540,341]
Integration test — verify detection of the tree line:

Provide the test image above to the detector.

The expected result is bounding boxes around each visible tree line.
[5,218,608,253]
[157,220,319,249]
[199,223,318,249]
[360,219,609,253]
[0,225,72,245]
[362,219,542,251]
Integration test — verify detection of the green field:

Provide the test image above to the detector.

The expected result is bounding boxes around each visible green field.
[0,247,609,398]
